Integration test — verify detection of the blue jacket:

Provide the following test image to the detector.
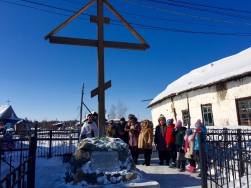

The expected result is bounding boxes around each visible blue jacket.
[194,125,207,151]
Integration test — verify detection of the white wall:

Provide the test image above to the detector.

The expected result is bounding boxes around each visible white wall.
[151,76,251,128]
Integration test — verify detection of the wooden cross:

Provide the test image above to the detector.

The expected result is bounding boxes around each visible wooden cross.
[44,0,149,136]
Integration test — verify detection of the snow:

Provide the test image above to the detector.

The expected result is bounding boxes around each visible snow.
[223,175,251,188]
[0,105,9,118]
[149,47,251,106]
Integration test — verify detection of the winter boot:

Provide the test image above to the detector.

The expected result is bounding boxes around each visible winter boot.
[191,166,196,173]
[146,157,151,166]
[178,161,186,172]
[169,162,176,168]
[187,166,192,172]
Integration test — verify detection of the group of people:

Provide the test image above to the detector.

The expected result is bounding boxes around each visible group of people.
[154,114,207,176]
[105,114,153,166]
[79,113,207,175]
[80,113,153,166]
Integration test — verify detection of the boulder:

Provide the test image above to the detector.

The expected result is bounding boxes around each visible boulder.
[64,136,139,186]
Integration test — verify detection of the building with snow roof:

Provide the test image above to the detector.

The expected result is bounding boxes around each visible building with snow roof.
[148,47,251,127]
[0,105,22,126]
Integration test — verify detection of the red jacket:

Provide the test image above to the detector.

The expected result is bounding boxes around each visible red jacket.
[165,124,176,146]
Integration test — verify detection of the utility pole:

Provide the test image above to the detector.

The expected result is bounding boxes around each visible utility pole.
[44,0,149,136]
[80,84,84,127]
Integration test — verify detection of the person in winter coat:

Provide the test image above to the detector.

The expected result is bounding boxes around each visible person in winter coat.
[184,129,196,173]
[165,118,177,167]
[80,114,98,140]
[115,118,128,144]
[105,120,116,138]
[138,119,153,166]
[172,120,187,171]
[154,114,170,165]
[193,119,207,177]
[125,115,141,164]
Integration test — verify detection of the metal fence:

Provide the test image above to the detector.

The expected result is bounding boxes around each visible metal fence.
[0,130,80,159]
[0,136,36,188]
[199,128,251,188]
[36,130,80,158]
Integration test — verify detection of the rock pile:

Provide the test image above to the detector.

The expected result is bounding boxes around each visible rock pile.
[64,136,140,186]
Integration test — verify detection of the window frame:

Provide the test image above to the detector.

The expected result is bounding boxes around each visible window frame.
[201,103,214,126]
[235,96,251,125]
[181,109,189,127]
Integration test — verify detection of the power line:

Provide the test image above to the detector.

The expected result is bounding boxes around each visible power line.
[2,0,251,36]
[0,0,89,20]
[166,0,251,14]
[122,0,251,26]
[144,0,251,20]
[64,0,251,30]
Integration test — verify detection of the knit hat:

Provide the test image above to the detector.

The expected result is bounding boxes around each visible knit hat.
[158,114,166,121]
[186,129,193,135]
[120,117,125,121]
[195,119,202,128]
[108,120,114,124]
[128,114,135,120]
[166,118,174,125]
[175,120,182,128]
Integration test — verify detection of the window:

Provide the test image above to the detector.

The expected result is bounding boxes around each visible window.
[201,104,214,126]
[236,97,251,125]
[182,110,189,126]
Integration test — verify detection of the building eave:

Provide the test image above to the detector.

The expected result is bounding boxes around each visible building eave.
[147,71,251,108]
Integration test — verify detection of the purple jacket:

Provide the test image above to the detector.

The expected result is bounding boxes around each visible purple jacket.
[125,122,141,147]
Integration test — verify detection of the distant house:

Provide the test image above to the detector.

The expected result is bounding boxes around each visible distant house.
[0,105,23,126]
[148,48,251,127]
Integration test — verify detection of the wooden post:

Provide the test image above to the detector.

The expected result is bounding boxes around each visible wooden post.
[80,84,84,128]
[97,0,105,137]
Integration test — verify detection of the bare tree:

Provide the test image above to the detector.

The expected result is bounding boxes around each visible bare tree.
[109,104,117,119]
[109,100,128,119]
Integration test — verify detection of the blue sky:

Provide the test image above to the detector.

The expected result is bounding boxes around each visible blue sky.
[1,0,251,122]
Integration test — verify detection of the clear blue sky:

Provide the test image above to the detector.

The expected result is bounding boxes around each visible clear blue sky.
[1,0,251,122]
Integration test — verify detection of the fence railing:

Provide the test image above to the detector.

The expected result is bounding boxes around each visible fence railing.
[0,136,36,188]
[1,130,80,159]
[199,128,251,188]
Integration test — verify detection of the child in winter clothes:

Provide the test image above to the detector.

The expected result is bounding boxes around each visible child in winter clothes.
[193,119,207,177]
[138,119,153,166]
[165,118,176,167]
[172,120,187,171]
[184,129,196,173]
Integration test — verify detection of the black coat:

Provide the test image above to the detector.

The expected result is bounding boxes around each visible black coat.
[154,124,168,151]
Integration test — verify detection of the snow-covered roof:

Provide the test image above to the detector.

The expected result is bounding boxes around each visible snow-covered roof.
[0,105,10,119]
[148,47,251,107]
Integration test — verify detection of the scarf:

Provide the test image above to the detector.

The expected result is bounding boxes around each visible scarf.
[184,136,189,153]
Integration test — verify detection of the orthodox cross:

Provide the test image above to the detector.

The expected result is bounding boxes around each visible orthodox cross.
[6,99,11,105]
[44,0,149,136]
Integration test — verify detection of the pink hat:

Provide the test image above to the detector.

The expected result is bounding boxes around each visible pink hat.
[175,120,182,128]
[195,119,202,128]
